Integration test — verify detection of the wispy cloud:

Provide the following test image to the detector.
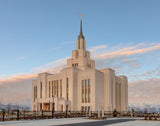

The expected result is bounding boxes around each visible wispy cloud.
[0,58,67,105]
[60,41,74,45]
[129,78,160,105]
[93,42,160,60]
[89,45,107,52]
[0,42,160,106]
[121,58,137,63]
[16,57,25,61]
[49,46,62,51]
[48,41,75,51]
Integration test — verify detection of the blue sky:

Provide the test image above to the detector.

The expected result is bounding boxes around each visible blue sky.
[0,0,160,105]
[0,0,159,75]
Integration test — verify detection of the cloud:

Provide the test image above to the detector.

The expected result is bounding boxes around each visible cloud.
[16,57,25,60]
[60,41,74,45]
[0,77,33,105]
[89,45,107,52]
[0,41,160,106]
[0,74,36,83]
[93,42,160,60]
[121,58,137,63]
[0,58,67,105]
[129,78,160,105]
[48,41,75,51]
[49,47,62,51]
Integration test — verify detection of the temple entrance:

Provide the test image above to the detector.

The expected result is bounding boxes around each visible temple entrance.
[44,103,49,111]
[61,105,63,112]
[40,103,42,111]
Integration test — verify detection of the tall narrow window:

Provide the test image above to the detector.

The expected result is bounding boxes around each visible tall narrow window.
[40,82,42,98]
[52,81,54,97]
[81,106,84,112]
[57,80,59,97]
[55,80,57,97]
[54,81,56,96]
[49,81,50,98]
[88,79,90,103]
[88,106,90,112]
[60,80,62,97]
[66,78,69,100]
[85,80,87,103]
[78,41,80,49]
[82,80,85,103]
[34,86,35,101]
[36,86,37,99]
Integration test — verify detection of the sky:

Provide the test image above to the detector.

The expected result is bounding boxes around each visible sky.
[0,0,160,107]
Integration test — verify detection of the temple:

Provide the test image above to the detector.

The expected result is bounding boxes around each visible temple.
[31,15,128,112]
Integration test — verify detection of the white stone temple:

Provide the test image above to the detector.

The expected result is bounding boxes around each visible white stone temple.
[31,15,128,112]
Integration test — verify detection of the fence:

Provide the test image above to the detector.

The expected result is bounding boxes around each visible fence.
[0,110,88,121]
[1,110,160,122]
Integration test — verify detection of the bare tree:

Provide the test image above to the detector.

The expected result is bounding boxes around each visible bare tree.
[6,104,11,114]
[13,104,19,110]
[24,106,30,111]
[0,97,2,109]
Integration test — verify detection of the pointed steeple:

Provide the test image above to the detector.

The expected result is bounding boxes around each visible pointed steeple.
[78,14,85,39]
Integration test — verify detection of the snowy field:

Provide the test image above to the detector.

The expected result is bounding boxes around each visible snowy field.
[0,118,160,126]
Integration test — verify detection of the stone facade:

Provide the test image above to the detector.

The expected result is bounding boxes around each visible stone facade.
[31,16,128,112]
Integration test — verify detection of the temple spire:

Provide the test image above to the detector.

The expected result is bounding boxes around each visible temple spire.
[78,14,85,39]
[80,14,82,35]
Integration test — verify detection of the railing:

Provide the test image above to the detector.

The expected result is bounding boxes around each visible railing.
[0,110,160,122]
[0,110,87,121]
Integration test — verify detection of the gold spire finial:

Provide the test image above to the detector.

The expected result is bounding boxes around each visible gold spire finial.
[80,14,82,20]
[78,14,84,40]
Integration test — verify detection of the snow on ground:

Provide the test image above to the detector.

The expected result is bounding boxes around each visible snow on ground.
[0,118,160,126]
[105,119,160,126]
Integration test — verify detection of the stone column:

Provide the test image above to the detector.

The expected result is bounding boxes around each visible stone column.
[37,102,39,111]
[131,111,133,118]
[98,110,100,118]
[50,103,52,111]
[42,103,44,110]
[102,110,104,118]
[86,111,88,117]
[89,110,91,117]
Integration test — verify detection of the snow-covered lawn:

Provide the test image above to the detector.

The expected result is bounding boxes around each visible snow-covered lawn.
[0,118,160,126]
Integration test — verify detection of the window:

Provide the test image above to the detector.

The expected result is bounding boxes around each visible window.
[60,80,62,97]
[82,80,85,103]
[40,82,42,98]
[34,86,35,101]
[81,106,84,112]
[85,80,87,103]
[35,86,37,99]
[85,106,87,111]
[57,80,59,97]
[88,79,90,103]
[88,106,90,112]
[54,80,56,96]
[66,78,69,100]
[52,81,54,97]
[49,81,50,98]
[78,40,80,49]
[34,86,37,101]
[81,79,91,103]
[72,63,78,67]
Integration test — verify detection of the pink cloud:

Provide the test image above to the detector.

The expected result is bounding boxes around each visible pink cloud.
[129,78,160,105]
[93,42,160,60]
[0,42,159,106]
